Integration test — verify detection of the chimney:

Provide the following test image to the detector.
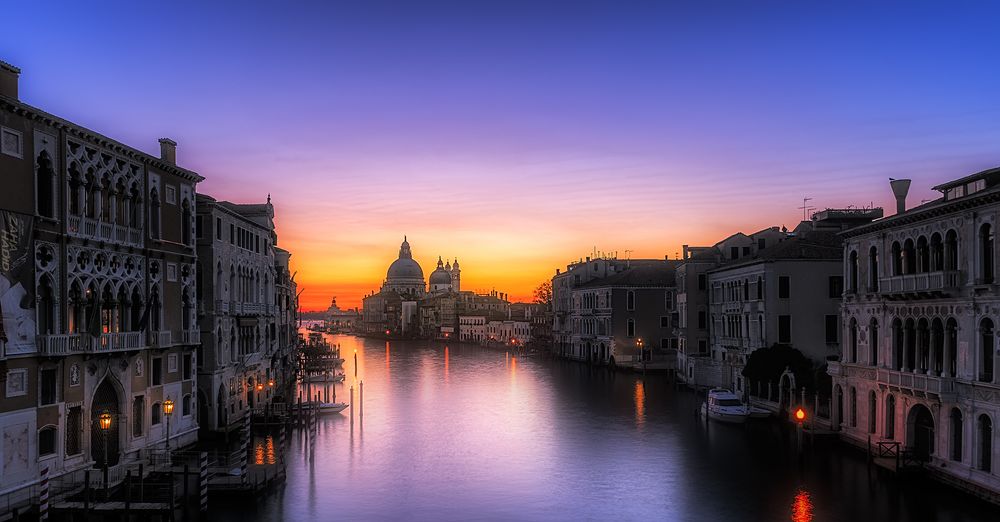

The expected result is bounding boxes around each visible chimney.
[890,178,911,215]
[158,138,177,164]
[0,60,20,100]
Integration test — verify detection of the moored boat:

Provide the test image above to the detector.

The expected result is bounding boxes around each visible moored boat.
[701,388,750,423]
[318,402,349,414]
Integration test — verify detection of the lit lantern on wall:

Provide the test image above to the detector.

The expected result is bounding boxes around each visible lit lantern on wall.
[98,411,112,430]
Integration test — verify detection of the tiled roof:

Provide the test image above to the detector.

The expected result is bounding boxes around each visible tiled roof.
[577,260,681,289]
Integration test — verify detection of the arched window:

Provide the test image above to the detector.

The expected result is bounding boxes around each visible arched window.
[129,183,141,228]
[37,276,55,335]
[892,319,903,370]
[945,229,959,270]
[916,236,929,273]
[980,318,994,383]
[150,286,162,332]
[930,233,943,271]
[868,391,877,434]
[149,188,161,240]
[130,288,142,332]
[38,425,57,456]
[36,150,55,218]
[68,163,82,215]
[903,238,915,275]
[181,199,192,245]
[869,318,879,366]
[86,169,98,219]
[627,318,635,337]
[981,224,995,284]
[868,246,879,291]
[849,251,859,293]
[627,291,635,311]
[950,408,963,462]
[891,241,902,276]
[743,279,749,301]
[849,387,857,427]
[182,394,192,416]
[978,414,993,472]
[886,394,896,439]
[849,318,858,363]
[756,276,763,300]
[151,402,162,425]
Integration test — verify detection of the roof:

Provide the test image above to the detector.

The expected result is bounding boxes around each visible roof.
[577,260,681,289]
[842,182,1000,238]
[708,231,842,272]
[931,166,1000,192]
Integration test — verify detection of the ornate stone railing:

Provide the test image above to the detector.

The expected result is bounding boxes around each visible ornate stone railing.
[215,299,230,313]
[879,270,962,295]
[877,367,954,395]
[181,330,200,344]
[150,330,172,348]
[67,215,143,247]
[96,331,143,352]
[37,334,86,355]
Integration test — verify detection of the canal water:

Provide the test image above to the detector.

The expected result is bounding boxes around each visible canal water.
[213,334,999,521]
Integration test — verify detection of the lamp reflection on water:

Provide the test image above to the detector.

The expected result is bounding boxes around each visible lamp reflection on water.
[255,435,277,465]
[634,380,646,427]
[791,489,813,522]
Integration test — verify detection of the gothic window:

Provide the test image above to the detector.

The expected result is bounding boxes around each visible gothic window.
[979,318,994,383]
[980,224,994,284]
[36,150,55,218]
[951,408,963,462]
[149,188,161,239]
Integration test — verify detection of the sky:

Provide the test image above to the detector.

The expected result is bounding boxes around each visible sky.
[5,1,1000,309]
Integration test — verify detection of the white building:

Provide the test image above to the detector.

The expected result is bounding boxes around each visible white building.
[831,173,1000,500]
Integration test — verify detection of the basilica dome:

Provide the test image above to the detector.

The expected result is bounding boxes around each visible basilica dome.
[382,237,426,295]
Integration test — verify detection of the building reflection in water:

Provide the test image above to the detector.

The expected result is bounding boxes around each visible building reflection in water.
[790,489,813,522]
[634,380,646,428]
[444,346,450,380]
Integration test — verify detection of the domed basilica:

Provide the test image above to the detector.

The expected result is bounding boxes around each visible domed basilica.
[380,236,460,296]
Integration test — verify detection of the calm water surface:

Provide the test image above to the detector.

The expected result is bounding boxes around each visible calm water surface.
[213,334,999,521]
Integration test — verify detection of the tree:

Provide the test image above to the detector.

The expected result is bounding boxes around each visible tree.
[533,281,552,308]
[742,343,817,393]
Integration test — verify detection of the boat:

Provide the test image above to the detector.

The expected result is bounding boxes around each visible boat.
[701,388,750,423]
[748,406,772,419]
[303,373,345,383]
[317,402,349,414]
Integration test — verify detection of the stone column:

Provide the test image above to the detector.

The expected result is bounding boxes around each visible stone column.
[929,328,939,376]
[943,327,954,378]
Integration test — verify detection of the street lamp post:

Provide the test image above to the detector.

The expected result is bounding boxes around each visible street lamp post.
[163,398,174,452]
[98,411,112,499]
[637,338,645,376]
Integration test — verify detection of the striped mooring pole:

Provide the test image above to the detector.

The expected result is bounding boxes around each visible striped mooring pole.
[241,412,250,487]
[279,422,286,463]
[38,466,49,521]
[199,452,209,512]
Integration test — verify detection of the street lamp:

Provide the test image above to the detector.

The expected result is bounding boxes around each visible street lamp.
[163,398,174,451]
[98,411,112,499]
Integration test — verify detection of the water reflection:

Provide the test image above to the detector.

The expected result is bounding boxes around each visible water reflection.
[210,335,1000,522]
[790,489,813,522]
[634,380,646,428]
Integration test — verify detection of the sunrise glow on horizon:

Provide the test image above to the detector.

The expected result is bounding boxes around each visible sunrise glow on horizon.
[8,1,1000,309]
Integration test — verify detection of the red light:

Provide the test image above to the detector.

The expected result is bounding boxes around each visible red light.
[795,408,806,422]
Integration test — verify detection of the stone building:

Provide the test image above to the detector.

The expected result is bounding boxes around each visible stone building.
[567,260,679,365]
[0,62,200,505]
[831,173,1000,498]
[194,195,282,433]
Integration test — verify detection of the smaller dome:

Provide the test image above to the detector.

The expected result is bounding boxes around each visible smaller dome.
[429,268,452,285]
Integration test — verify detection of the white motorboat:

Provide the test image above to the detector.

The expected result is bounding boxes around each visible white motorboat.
[701,388,750,423]
[317,402,349,414]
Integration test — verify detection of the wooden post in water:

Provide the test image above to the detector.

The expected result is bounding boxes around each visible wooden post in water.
[350,385,354,427]
[360,380,364,422]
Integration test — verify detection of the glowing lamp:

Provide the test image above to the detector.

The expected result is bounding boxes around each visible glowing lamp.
[268,379,275,387]
[256,383,264,391]
[163,398,175,416]
[795,407,806,422]
[98,411,112,430]
[385,330,390,335]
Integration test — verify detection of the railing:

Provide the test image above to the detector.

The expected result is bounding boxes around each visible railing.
[66,215,143,247]
[879,270,962,295]
[37,334,86,355]
[230,301,241,314]
[877,367,954,394]
[151,330,172,348]
[96,331,143,352]
[181,330,201,344]
[216,299,230,313]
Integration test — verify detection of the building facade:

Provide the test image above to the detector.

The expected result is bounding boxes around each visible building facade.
[831,173,1000,497]
[0,62,201,505]
[194,195,281,433]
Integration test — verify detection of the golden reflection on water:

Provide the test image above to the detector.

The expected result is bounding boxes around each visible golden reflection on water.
[791,489,813,522]
[254,435,277,465]
[444,346,450,379]
[385,341,390,369]
[634,380,646,427]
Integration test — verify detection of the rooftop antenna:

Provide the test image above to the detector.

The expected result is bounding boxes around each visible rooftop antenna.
[798,197,815,221]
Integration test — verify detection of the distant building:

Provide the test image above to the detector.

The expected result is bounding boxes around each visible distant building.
[831,173,1000,498]
[324,297,360,332]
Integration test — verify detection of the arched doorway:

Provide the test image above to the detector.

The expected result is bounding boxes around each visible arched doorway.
[217,385,228,430]
[835,385,844,429]
[907,404,934,460]
[91,378,122,467]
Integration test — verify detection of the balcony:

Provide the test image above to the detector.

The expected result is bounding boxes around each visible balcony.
[215,299,230,313]
[37,334,86,355]
[878,270,962,298]
[150,330,172,348]
[96,331,143,352]
[67,215,143,247]
[877,367,954,397]
[181,330,201,344]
